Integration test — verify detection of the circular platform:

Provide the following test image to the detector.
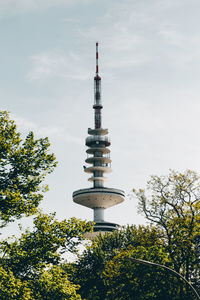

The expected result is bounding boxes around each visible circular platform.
[84,222,120,239]
[88,176,108,182]
[73,187,125,209]
[85,157,111,164]
[94,221,119,232]
[84,166,112,174]
[86,147,110,154]
[86,135,110,147]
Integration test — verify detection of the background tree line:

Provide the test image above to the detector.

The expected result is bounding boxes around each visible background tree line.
[0,111,199,299]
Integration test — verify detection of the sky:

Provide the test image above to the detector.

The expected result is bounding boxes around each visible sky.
[1,0,200,236]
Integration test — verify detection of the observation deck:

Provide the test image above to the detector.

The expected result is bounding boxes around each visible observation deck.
[73,187,125,209]
[86,147,110,154]
[84,166,112,174]
[85,156,111,164]
[85,135,110,147]
[88,176,108,182]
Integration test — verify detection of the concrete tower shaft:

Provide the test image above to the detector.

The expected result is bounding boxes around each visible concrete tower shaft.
[72,43,125,233]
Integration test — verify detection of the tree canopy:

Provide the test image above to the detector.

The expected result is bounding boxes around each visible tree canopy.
[0,111,57,228]
[0,111,92,299]
[70,225,173,299]
[71,223,197,299]
[0,213,92,299]
[0,213,92,280]
[70,170,200,299]
[133,169,200,287]
[103,248,191,300]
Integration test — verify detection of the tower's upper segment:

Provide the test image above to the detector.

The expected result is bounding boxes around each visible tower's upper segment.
[95,42,100,76]
[93,42,102,118]
[84,42,111,188]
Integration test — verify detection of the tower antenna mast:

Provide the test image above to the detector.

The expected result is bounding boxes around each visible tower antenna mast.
[94,42,102,129]
[96,42,99,75]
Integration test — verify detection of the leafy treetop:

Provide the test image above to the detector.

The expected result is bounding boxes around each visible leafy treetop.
[133,169,200,284]
[0,111,57,227]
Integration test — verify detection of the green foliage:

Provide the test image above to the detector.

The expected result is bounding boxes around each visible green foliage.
[133,169,200,288]
[0,264,82,299]
[0,111,57,227]
[0,213,93,280]
[0,111,90,298]
[0,213,92,298]
[71,173,200,300]
[71,225,168,300]
[29,266,82,300]
[103,248,193,300]
[0,265,31,299]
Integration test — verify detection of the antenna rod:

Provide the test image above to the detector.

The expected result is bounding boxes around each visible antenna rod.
[94,42,102,129]
[96,42,99,75]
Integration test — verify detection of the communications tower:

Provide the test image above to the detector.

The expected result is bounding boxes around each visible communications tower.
[73,43,125,233]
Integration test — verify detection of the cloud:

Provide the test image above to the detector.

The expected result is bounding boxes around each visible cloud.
[38,126,82,145]
[62,17,80,23]
[11,114,37,130]
[27,50,90,82]
[158,29,200,67]
[0,0,91,17]
[77,4,157,69]
[77,0,200,72]
[12,114,82,145]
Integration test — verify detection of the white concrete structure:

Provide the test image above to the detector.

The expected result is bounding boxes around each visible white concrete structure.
[73,43,125,233]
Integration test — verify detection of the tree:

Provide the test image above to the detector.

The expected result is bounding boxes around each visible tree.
[70,225,170,300]
[0,111,92,298]
[0,111,57,228]
[0,264,82,299]
[0,213,92,298]
[0,213,93,280]
[29,265,82,300]
[71,170,200,299]
[133,169,200,293]
[103,248,193,300]
[0,265,31,299]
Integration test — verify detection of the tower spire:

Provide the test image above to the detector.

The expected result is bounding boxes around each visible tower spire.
[96,42,99,75]
[94,42,102,129]
[73,43,125,235]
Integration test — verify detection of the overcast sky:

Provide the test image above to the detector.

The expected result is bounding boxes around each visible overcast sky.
[1,0,200,236]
